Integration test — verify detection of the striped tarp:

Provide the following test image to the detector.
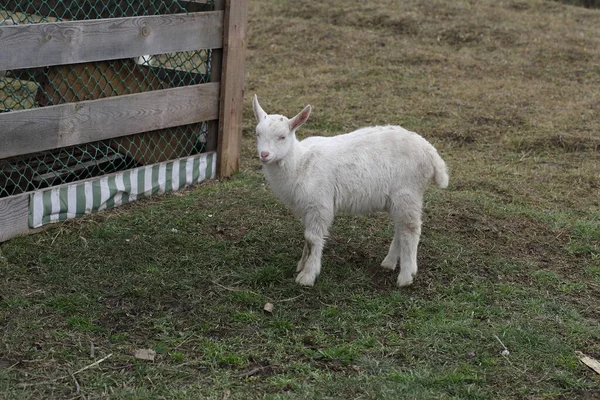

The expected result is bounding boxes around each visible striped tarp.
[29,152,216,228]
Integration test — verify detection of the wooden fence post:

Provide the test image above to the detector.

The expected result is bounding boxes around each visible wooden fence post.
[216,0,248,178]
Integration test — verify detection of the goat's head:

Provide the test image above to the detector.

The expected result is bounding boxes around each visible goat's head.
[253,95,311,164]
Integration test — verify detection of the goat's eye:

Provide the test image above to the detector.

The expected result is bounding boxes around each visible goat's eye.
[278,136,286,141]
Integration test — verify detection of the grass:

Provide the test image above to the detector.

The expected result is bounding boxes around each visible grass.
[2,0,600,398]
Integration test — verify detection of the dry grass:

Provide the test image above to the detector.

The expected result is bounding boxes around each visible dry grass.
[243,0,600,211]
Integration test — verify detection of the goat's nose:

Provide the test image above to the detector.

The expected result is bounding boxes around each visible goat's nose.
[260,151,270,159]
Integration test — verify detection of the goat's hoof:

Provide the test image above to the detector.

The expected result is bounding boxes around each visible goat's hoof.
[380,258,397,271]
[397,274,414,287]
[295,271,316,286]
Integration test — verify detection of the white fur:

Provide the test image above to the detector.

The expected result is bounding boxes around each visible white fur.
[253,95,449,287]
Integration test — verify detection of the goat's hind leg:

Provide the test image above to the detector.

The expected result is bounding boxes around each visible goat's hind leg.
[396,211,422,287]
[390,194,423,287]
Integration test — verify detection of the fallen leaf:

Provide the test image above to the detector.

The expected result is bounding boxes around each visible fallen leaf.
[576,351,600,375]
[263,302,274,313]
[134,349,156,361]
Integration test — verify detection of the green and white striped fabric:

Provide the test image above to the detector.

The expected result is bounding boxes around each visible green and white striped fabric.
[29,152,216,228]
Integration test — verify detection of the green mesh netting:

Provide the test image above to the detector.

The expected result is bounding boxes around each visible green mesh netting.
[0,1,216,198]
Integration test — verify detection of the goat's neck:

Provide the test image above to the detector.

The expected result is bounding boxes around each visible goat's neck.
[264,139,305,179]
[262,140,305,208]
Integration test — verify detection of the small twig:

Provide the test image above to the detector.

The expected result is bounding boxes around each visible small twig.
[211,281,265,299]
[24,289,44,297]
[17,376,64,388]
[90,342,95,359]
[17,354,113,388]
[501,353,526,375]
[493,335,509,351]
[69,372,80,394]
[212,281,305,304]
[534,370,551,384]
[237,365,270,379]
[212,281,243,292]
[519,149,532,162]
[493,335,526,375]
[277,294,304,303]
[172,360,201,368]
[6,361,20,371]
[173,334,198,350]
[50,228,64,246]
[73,353,112,375]
[319,300,338,308]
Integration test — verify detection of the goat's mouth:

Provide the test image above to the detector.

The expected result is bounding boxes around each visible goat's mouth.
[260,156,274,164]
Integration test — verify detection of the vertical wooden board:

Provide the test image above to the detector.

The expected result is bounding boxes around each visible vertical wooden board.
[216,0,248,178]
[206,50,222,153]
[206,0,224,154]
[0,194,33,242]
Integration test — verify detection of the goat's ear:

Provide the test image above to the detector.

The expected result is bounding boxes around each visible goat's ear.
[289,105,311,132]
[253,94,267,122]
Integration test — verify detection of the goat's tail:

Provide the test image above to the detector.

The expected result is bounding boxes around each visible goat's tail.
[431,150,449,189]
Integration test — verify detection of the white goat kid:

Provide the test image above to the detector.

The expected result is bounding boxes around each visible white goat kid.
[253,95,449,287]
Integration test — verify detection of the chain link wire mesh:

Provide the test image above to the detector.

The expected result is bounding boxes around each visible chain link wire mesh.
[0,0,216,198]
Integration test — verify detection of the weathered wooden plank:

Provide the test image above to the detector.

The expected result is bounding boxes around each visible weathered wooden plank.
[0,82,220,159]
[216,0,248,178]
[0,11,223,70]
[0,193,32,242]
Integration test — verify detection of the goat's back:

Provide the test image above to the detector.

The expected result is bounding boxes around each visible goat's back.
[297,126,442,214]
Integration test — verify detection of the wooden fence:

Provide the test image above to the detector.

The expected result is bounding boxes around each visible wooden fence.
[0,0,248,242]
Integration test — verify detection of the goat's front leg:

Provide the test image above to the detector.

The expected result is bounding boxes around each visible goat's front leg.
[381,226,401,271]
[296,243,310,272]
[295,210,332,286]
